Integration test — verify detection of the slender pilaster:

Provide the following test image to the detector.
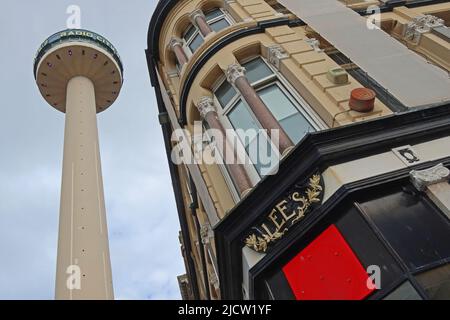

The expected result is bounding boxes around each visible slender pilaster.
[190,9,213,37]
[197,96,253,196]
[226,64,294,155]
[56,76,114,300]
[169,37,189,67]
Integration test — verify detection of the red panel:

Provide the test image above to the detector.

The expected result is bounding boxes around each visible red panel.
[282,225,374,300]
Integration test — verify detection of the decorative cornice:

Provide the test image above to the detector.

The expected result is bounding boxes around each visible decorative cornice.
[226,64,246,85]
[196,96,217,118]
[267,45,288,70]
[410,163,450,191]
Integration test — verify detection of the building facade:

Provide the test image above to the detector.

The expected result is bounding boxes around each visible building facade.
[146,0,450,300]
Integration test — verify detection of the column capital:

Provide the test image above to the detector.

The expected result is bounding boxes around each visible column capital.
[226,63,246,85]
[197,96,217,118]
[189,9,206,24]
[168,37,183,50]
[410,163,450,191]
[268,45,289,70]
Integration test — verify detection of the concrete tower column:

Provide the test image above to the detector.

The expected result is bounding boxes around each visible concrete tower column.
[56,76,113,299]
[34,29,123,300]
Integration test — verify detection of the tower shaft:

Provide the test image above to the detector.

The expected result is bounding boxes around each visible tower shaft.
[55,76,113,299]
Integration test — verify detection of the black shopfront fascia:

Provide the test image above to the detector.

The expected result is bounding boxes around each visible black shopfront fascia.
[260,180,450,300]
[214,102,450,300]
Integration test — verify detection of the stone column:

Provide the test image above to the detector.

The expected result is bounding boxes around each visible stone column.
[410,163,450,219]
[190,9,213,37]
[226,64,294,155]
[197,96,253,196]
[169,37,188,67]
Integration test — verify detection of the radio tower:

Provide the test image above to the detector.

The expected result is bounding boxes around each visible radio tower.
[33,29,123,299]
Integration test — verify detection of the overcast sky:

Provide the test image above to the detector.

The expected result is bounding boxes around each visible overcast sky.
[0,1,185,299]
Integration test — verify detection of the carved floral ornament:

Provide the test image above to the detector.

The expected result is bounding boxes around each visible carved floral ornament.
[268,45,288,70]
[245,174,324,253]
[196,96,217,118]
[226,63,246,86]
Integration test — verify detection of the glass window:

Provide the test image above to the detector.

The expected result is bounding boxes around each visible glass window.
[416,263,450,300]
[205,9,223,21]
[228,100,276,175]
[183,25,196,43]
[244,58,274,84]
[358,189,450,269]
[189,33,204,53]
[228,100,260,141]
[258,84,314,143]
[383,281,422,300]
[216,81,237,108]
[210,18,230,32]
[336,207,404,291]
[214,56,323,180]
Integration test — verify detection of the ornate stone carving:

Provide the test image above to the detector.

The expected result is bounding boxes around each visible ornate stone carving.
[405,15,444,44]
[268,45,288,70]
[410,163,450,191]
[200,222,214,244]
[226,64,246,85]
[168,37,183,50]
[196,97,217,118]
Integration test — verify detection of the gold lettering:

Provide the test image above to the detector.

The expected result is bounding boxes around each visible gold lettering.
[277,199,296,221]
[268,209,286,230]
[261,223,274,238]
[292,192,303,202]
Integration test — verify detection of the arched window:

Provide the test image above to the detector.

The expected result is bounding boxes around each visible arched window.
[213,57,325,182]
[183,8,233,55]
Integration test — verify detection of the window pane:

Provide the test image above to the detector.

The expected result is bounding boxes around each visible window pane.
[189,33,203,53]
[246,133,278,175]
[244,58,273,84]
[205,9,223,21]
[416,264,450,300]
[215,80,237,107]
[183,25,196,42]
[210,18,230,32]
[258,84,313,143]
[228,100,260,144]
[359,189,450,269]
[336,207,404,291]
[383,282,422,300]
[228,100,278,176]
